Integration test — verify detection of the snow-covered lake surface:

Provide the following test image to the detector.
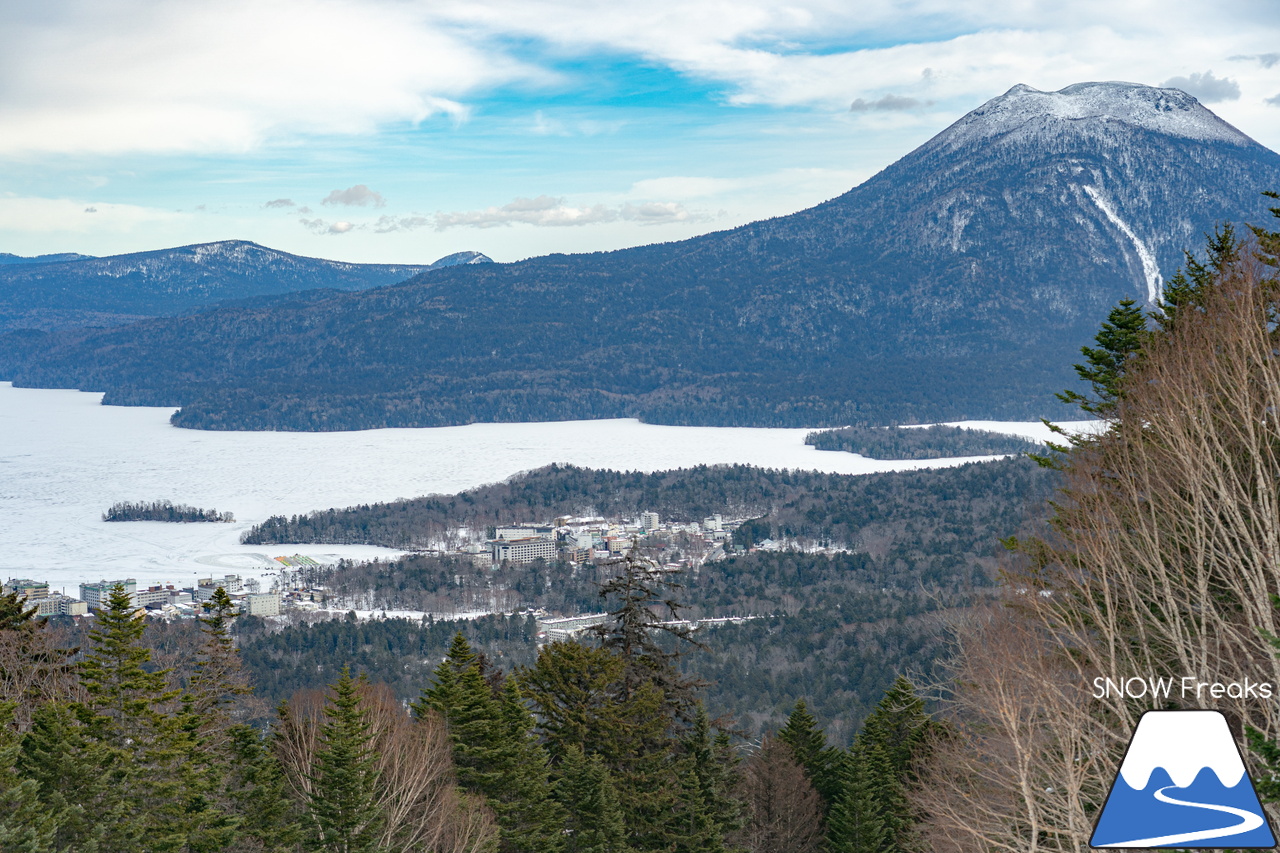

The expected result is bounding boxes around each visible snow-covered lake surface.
[0,382,1091,592]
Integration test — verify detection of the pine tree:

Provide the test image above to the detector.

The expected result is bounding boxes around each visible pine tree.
[0,701,54,853]
[556,745,630,853]
[670,704,741,853]
[189,585,253,738]
[417,633,505,794]
[77,583,193,852]
[1055,298,1148,420]
[858,676,932,786]
[421,634,564,853]
[307,667,383,853]
[490,678,566,853]
[521,641,670,850]
[826,742,894,853]
[0,592,75,728]
[78,584,177,743]
[776,699,840,808]
[225,723,305,852]
[588,547,704,716]
[1157,222,1241,330]
[18,702,110,852]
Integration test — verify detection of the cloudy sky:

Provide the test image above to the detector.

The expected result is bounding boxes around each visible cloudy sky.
[3,0,1279,264]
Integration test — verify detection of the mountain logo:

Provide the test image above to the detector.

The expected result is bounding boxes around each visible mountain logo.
[1091,710,1276,848]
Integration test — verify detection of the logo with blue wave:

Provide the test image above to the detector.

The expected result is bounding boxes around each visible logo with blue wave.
[1091,710,1276,848]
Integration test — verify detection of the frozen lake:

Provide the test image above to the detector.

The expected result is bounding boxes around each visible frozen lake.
[0,382,1085,592]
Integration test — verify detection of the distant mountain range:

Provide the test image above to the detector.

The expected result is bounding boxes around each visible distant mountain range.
[0,241,491,332]
[3,81,1279,430]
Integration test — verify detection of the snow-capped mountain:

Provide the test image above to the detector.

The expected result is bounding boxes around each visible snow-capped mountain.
[0,240,492,332]
[4,82,1279,430]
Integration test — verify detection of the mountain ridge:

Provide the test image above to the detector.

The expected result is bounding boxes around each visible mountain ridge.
[3,81,1279,430]
[0,239,492,332]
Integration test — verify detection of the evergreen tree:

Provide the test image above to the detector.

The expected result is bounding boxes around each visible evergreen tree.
[826,742,894,853]
[416,633,505,794]
[307,667,383,853]
[0,592,35,632]
[77,583,194,852]
[556,745,630,853]
[670,704,741,853]
[0,592,75,728]
[189,585,253,735]
[490,678,566,853]
[589,547,704,716]
[0,701,54,853]
[1253,190,1280,266]
[1055,298,1148,420]
[78,584,177,743]
[1157,222,1241,330]
[422,634,564,852]
[520,641,670,851]
[776,699,840,808]
[858,676,933,786]
[225,723,305,852]
[18,702,110,852]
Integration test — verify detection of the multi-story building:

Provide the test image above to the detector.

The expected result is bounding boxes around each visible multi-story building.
[31,594,88,617]
[80,579,137,611]
[640,511,660,532]
[495,525,555,540]
[3,579,49,600]
[241,592,281,617]
[194,575,243,601]
[491,536,558,565]
[537,613,609,642]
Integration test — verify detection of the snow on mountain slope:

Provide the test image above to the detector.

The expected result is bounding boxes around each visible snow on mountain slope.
[929,82,1255,153]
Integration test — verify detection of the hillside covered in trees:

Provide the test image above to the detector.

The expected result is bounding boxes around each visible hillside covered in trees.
[0,557,935,853]
[244,457,1055,552]
[234,457,1053,739]
[7,86,1280,431]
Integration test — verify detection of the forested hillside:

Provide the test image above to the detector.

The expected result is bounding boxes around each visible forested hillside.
[6,84,1279,429]
[244,458,1054,552]
[233,457,1054,740]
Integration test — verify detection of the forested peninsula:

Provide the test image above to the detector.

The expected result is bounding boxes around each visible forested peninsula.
[804,424,1042,459]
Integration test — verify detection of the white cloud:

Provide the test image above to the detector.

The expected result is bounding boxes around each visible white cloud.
[1162,70,1241,103]
[1230,53,1280,69]
[0,197,182,234]
[373,215,432,233]
[0,0,541,156]
[264,198,296,209]
[300,218,358,235]
[849,94,929,112]
[322,185,387,208]
[433,195,703,229]
[2,0,1277,159]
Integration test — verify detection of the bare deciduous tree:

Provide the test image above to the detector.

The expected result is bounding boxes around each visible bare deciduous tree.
[733,736,826,853]
[276,682,498,853]
[919,256,1280,851]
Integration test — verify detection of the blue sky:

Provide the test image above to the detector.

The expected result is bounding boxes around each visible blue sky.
[2,0,1279,264]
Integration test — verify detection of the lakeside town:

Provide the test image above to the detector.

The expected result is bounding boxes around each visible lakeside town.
[4,509,754,635]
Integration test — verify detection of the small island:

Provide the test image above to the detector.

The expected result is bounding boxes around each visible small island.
[102,499,235,523]
[805,424,1042,460]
